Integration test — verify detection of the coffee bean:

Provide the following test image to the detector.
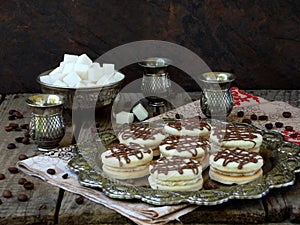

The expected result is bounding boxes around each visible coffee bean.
[275,122,284,128]
[9,123,19,129]
[18,154,28,160]
[62,173,68,179]
[175,113,184,119]
[242,118,252,124]
[75,196,84,204]
[258,115,268,120]
[13,111,23,119]
[18,178,27,185]
[47,168,56,175]
[14,127,22,132]
[9,109,17,115]
[265,123,273,130]
[4,126,13,132]
[290,132,298,139]
[22,137,30,145]
[7,143,16,150]
[237,111,244,117]
[285,126,294,131]
[23,181,34,190]
[8,115,16,120]
[250,114,257,120]
[24,131,31,138]
[17,193,29,202]
[282,111,292,118]
[8,167,19,174]
[2,190,12,198]
[15,137,24,143]
[20,124,29,130]
[0,173,5,180]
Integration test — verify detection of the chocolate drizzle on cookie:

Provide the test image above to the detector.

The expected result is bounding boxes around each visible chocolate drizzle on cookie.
[161,135,210,157]
[150,156,200,175]
[167,118,211,131]
[213,125,260,148]
[105,143,151,166]
[120,125,162,140]
[213,149,260,169]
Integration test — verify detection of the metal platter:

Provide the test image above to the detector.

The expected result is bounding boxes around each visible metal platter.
[67,121,300,206]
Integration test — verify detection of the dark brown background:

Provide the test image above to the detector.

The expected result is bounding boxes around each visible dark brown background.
[0,0,299,94]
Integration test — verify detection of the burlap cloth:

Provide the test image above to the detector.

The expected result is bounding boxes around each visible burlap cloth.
[17,88,300,224]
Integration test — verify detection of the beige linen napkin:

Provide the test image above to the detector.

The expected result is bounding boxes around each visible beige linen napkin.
[17,155,198,225]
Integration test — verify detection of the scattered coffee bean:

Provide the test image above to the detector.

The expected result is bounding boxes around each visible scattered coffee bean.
[22,137,30,145]
[0,173,5,180]
[75,196,84,204]
[13,111,23,119]
[250,114,258,120]
[20,124,29,130]
[175,113,184,119]
[2,190,12,198]
[18,178,27,185]
[14,127,22,132]
[62,173,68,179]
[290,132,298,139]
[8,115,16,120]
[237,111,244,117]
[15,137,24,143]
[4,126,13,132]
[9,109,17,115]
[23,181,34,190]
[265,123,273,130]
[8,166,19,174]
[24,131,31,138]
[18,154,28,160]
[7,143,16,150]
[47,168,56,175]
[275,122,284,128]
[282,111,292,118]
[9,123,19,129]
[17,193,29,202]
[258,115,268,120]
[242,118,252,124]
[285,126,294,131]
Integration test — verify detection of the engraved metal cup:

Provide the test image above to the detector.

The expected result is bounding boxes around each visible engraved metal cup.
[139,58,172,107]
[26,94,65,150]
[199,72,235,118]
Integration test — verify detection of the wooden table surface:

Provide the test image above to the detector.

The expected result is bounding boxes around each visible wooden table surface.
[0,91,299,225]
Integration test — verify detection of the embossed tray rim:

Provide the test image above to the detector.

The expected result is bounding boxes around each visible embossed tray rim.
[67,120,300,206]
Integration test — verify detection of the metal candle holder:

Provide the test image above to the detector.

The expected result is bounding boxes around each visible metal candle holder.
[26,94,65,150]
[139,57,172,107]
[199,72,235,118]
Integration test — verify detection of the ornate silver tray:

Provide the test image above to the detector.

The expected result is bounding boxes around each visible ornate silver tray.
[67,121,300,206]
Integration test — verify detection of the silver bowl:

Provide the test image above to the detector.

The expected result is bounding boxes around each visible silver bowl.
[37,70,125,110]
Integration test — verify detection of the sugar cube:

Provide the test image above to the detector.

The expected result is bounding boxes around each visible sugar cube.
[116,111,134,124]
[132,103,148,121]
[62,63,75,75]
[63,72,81,87]
[53,80,67,87]
[74,81,87,88]
[63,54,79,63]
[74,63,89,80]
[40,75,51,84]
[49,66,63,75]
[49,72,65,81]
[103,63,115,76]
[88,63,104,82]
[76,53,93,66]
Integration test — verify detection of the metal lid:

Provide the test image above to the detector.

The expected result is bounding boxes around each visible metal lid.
[138,57,172,68]
[199,72,235,84]
[26,94,64,108]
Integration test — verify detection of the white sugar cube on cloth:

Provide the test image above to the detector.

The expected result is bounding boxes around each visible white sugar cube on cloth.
[132,103,148,121]
[62,63,75,75]
[52,80,67,87]
[74,63,89,79]
[63,72,81,87]
[63,54,79,63]
[88,63,104,82]
[103,63,115,76]
[116,111,134,124]
[76,53,93,66]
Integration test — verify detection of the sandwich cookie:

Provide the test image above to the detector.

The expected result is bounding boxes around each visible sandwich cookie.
[101,142,153,180]
[118,124,166,157]
[159,135,210,169]
[210,125,263,153]
[164,117,211,137]
[209,149,264,185]
[148,156,203,191]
